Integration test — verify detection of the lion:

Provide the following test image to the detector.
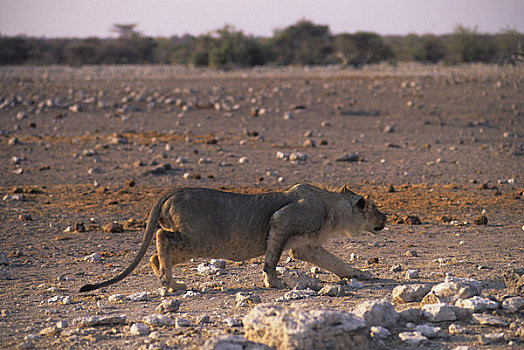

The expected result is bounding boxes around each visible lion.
[79,184,386,292]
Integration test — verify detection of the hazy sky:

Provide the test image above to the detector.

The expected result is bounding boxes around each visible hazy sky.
[1,0,523,38]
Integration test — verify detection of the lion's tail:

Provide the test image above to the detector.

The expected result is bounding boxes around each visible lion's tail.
[79,192,172,292]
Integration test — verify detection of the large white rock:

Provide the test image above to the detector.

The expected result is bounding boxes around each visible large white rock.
[243,304,368,350]
[455,296,498,312]
[202,335,272,350]
[392,284,431,303]
[422,276,481,304]
[141,314,172,327]
[502,296,524,313]
[398,331,427,345]
[352,299,399,327]
[472,314,508,327]
[129,323,150,336]
[422,303,457,322]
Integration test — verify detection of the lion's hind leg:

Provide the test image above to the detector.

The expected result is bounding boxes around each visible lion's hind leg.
[152,229,189,291]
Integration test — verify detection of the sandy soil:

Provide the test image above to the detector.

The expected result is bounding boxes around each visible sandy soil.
[0,63,523,349]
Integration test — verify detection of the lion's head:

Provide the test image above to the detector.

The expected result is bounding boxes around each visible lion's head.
[339,185,387,235]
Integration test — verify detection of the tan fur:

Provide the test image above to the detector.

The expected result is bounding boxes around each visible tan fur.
[80,184,386,292]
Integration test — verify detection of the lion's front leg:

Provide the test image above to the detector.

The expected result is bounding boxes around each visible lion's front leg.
[290,245,373,280]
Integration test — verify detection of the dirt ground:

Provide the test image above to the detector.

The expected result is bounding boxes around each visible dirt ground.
[0,63,523,349]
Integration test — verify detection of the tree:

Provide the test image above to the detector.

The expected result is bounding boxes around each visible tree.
[270,19,333,65]
[111,24,140,39]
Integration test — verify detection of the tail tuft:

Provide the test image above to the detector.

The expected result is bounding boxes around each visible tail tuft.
[79,284,98,292]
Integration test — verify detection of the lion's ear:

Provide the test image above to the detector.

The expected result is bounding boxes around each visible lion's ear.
[340,185,351,194]
[356,197,366,209]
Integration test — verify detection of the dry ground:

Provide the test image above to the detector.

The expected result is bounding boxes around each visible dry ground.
[0,63,523,349]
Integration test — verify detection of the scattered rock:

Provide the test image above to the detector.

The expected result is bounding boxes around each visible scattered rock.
[502,296,524,312]
[0,253,9,266]
[415,324,441,338]
[102,221,124,233]
[405,250,418,257]
[108,294,125,302]
[223,318,242,327]
[130,323,150,336]
[243,304,369,350]
[478,332,506,345]
[175,318,192,328]
[448,323,470,335]
[73,314,127,327]
[398,331,427,345]
[197,261,226,275]
[422,276,482,304]
[142,314,172,327]
[352,299,399,327]
[318,284,345,297]
[473,214,488,225]
[202,335,272,350]
[392,284,431,303]
[422,303,457,322]
[279,269,320,290]
[503,269,524,296]
[398,307,424,324]
[335,153,362,162]
[370,326,391,340]
[277,289,317,302]
[236,292,262,307]
[156,299,181,313]
[83,253,101,263]
[126,291,150,302]
[472,313,508,327]
[0,268,12,280]
[405,269,420,279]
[455,296,498,312]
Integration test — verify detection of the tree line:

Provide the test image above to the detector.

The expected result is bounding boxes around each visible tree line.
[1,20,522,66]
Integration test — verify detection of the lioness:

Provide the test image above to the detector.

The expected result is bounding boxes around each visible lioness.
[80,184,386,292]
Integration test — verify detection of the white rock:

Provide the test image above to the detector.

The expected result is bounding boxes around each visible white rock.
[202,335,272,350]
[156,299,181,313]
[472,313,508,327]
[197,262,224,275]
[276,289,316,302]
[276,151,290,160]
[210,259,226,268]
[423,276,481,304]
[502,296,524,313]
[392,284,431,303]
[83,253,101,263]
[405,269,419,279]
[236,292,262,307]
[108,294,125,302]
[455,296,498,312]
[448,323,469,335]
[142,314,172,327]
[130,323,150,336]
[398,331,427,345]
[182,290,201,298]
[352,299,399,327]
[238,157,249,164]
[175,156,188,164]
[370,326,391,339]
[243,304,368,350]
[289,152,307,161]
[318,284,345,297]
[422,303,457,322]
[415,324,441,338]
[126,291,150,302]
[478,332,506,345]
[175,318,191,328]
[347,279,364,289]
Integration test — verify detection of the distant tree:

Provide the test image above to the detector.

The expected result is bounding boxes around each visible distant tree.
[0,36,31,64]
[65,38,102,65]
[448,25,497,63]
[270,19,333,65]
[111,24,140,39]
[333,32,393,66]
[494,28,524,64]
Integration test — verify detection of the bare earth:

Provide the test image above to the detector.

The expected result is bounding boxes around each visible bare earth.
[1,64,523,349]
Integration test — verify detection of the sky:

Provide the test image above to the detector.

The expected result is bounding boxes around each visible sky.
[1,0,523,38]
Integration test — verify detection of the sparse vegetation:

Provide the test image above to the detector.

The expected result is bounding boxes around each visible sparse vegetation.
[1,20,522,66]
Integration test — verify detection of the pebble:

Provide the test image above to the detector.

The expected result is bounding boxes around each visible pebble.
[398,331,427,345]
[142,314,172,327]
[472,313,508,327]
[1,268,12,280]
[108,294,125,302]
[502,296,524,312]
[405,250,418,257]
[448,323,470,335]
[223,317,243,327]
[318,284,345,297]
[236,292,262,307]
[102,221,124,233]
[3,194,25,201]
[175,318,191,328]
[370,326,391,340]
[335,153,361,162]
[83,253,101,263]
[238,157,249,163]
[405,269,419,279]
[73,314,127,327]
[126,291,150,302]
[478,332,506,345]
[391,284,431,303]
[0,253,9,266]
[289,152,307,161]
[276,289,316,302]
[130,323,150,336]
[156,299,181,313]
[415,324,441,338]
